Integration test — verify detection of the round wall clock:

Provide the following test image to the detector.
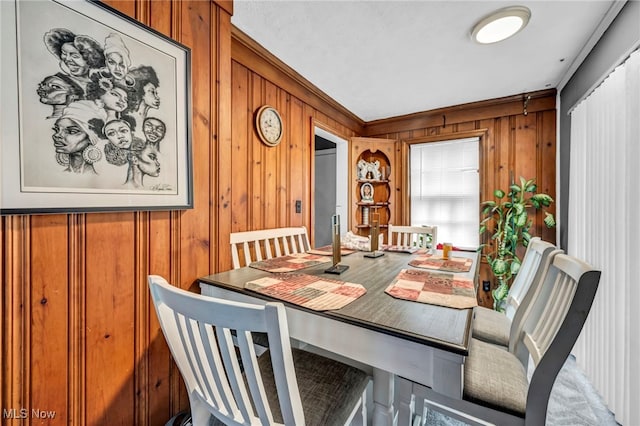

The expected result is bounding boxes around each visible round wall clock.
[255,105,283,146]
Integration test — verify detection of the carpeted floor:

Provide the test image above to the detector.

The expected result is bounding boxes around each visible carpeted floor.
[421,354,618,425]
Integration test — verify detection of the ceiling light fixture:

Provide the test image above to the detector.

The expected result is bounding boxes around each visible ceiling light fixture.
[471,6,531,44]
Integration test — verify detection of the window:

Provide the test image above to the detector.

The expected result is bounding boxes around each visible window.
[410,137,479,248]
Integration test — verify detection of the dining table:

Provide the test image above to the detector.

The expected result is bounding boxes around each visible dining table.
[199,248,480,426]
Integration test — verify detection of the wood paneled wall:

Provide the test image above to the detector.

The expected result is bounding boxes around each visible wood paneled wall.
[0,2,363,424]
[1,1,557,423]
[218,29,362,270]
[1,1,232,424]
[363,90,557,307]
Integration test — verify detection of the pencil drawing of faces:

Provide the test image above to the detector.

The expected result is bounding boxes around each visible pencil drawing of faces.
[60,42,89,77]
[142,82,160,109]
[143,118,165,144]
[136,145,161,177]
[106,52,128,80]
[44,30,104,91]
[103,33,131,81]
[101,87,128,113]
[52,118,91,155]
[104,120,133,149]
[37,74,81,105]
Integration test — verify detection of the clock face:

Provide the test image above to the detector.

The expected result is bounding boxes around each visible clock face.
[257,106,282,146]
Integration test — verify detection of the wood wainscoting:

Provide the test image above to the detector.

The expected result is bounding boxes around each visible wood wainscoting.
[1,1,231,424]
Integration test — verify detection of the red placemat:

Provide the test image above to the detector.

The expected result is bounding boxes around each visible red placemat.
[385,269,477,309]
[408,254,473,272]
[307,245,356,256]
[249,253,330,273]
[245,273,366,311]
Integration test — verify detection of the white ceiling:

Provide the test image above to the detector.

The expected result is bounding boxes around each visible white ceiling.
[231,0,620,122]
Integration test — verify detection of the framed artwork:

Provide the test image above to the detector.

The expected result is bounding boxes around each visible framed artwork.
[0,0,192,215]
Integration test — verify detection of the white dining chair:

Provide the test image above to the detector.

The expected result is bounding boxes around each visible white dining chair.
[229,227,312,352]
[230,226,311,270]
[149,275,371,426]
[387,224,437,249]
[409,254,601,426]
[472,237,561,348]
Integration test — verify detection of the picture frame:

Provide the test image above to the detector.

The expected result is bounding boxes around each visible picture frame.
[360,182,374,203]
[0,0,192,215]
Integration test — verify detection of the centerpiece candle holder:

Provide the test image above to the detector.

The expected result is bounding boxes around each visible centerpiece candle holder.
[325,214,349,274]
[365,212,384,258]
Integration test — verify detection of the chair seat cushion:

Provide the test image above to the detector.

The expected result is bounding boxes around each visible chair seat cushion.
[464,338,527,417]
[211,348,370,426]
[472,306,510,347]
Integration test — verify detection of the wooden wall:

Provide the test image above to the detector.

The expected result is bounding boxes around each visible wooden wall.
[0,2,364,424]
[218,28,363,270]
[363,90,557,307]
[1,1,232,424]
[1,1,557,423]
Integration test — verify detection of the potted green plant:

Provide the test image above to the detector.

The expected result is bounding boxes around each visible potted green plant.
[479,177,555,311]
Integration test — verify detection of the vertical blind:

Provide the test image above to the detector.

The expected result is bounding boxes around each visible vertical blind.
[569,48,639,426]
[410,138,479,248]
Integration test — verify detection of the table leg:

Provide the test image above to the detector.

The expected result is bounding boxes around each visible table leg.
[396,376,414,426]
[372,368,395,426]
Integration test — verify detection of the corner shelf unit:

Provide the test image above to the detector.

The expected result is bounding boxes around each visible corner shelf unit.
[350,139,397,238]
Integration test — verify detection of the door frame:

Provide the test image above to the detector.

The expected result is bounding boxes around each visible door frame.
[310,119,350,246]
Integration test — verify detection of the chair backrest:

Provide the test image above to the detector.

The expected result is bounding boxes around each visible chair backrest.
[507,243,563,355]
[387,224,437,249]
[149,275,305,426]
[230,227,311,269]
[515,254,600,423]
[504,237,558,320]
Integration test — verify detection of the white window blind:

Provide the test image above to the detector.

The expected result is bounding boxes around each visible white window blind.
[569,49,639,426]
[410,137,479,248]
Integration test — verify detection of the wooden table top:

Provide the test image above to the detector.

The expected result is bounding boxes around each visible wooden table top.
[199,249,480,355]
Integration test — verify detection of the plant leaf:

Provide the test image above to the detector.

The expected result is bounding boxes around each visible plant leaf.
[511,258,521,275]
[493,282,509,302]
[494,189,505,199]
[515,212,528,227]
[531,193,554,207]
[492,259,508,276]
[544,212,556,228]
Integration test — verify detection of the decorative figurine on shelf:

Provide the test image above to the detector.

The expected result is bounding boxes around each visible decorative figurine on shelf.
[357,159,382,180]
[361,182,374,203]
[357,159,368,180]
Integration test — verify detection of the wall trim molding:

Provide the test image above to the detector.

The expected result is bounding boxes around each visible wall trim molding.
[364,89,556,136]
